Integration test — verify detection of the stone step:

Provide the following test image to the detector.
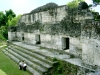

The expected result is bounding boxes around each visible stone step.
[9,46,52,70]
[8,41,97,74]
[10,44,55,65]
[12,42,71,60]
[6,48,46,74]
[15,43,52,55]
[38,45,79,58]
[11,43,53,58]
[10,42,70,65]
[2,49,19,62]
[2,49,41,75]
[42,48,73,58]
[37,49,70,59]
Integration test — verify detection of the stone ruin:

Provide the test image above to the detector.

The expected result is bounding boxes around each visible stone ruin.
[8,2,100,74]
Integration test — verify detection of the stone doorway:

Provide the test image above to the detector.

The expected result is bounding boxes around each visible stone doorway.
[35,34,41,44]
[62,37,69,50]
[22,33,24,41]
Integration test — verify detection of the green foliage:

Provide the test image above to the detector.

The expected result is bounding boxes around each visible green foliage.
[67,0,84,8]
[92,12,100,20]
[93,0,100,4]
[45,59,78,75]
[0,9,21,39]
[0,9,16,27]
[67,0,78,8]
[0,11,6,27]
[5,9,16,20]
[7,14,22,26]
[0,33,6,41]
[0,26,7,40]
[78,1,88,9]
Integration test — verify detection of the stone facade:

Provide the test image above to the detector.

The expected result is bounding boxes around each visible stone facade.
[8,3,100,68]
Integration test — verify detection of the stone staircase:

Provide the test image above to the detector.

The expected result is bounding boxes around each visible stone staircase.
[2,43,58,75]
[2,41,98,75]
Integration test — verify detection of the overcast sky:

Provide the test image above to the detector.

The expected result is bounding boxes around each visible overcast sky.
[0,0,100,15]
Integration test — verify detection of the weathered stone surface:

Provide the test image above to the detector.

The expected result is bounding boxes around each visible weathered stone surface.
[8,2,100,71]
[30,2,58,14]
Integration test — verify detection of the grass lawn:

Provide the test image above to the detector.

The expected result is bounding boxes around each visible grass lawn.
[0,46,32,75]
[0,41,6,46]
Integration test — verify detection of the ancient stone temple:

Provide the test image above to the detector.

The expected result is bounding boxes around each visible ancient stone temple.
[7,2,100,75]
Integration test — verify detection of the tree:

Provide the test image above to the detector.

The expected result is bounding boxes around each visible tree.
[0,9,18,40]
[5,14,22,39]
[5,9,16,21]
[67,0,85,8]
[7,14,22,26]
[0,11,6,26]
[0,9,16,27]
[0,26,7,39]
[93,0,100,5]
[78,1,89,9]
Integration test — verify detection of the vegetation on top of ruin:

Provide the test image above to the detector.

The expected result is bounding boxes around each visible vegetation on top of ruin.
[30,2,58,13]
[67,0,100,20]
[78,1,89,9]
[93,0,100,5]
[67,0,100,9]
[92,12,100,20]
[66,0,85,8]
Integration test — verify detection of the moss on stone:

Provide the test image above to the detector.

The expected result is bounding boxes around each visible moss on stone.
[45,59,78,75]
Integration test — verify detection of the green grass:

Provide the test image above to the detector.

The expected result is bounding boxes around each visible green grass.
[0,46,32,75]
[0,40,6,46]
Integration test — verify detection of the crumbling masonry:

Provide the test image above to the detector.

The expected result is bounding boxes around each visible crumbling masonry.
[8,2,100,72]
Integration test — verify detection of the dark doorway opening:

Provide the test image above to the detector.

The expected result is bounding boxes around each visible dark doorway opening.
[22,33,24,41]
[15,32,17,41]
[62,37,69,50]
[35,34,41,44]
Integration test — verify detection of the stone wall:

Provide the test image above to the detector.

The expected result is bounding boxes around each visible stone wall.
[20,5,67,25]
[8,2,100,68]
[81,20,100,66]
[8,5,92,53]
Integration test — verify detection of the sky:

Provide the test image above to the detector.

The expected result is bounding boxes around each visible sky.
[0,0,100,15]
